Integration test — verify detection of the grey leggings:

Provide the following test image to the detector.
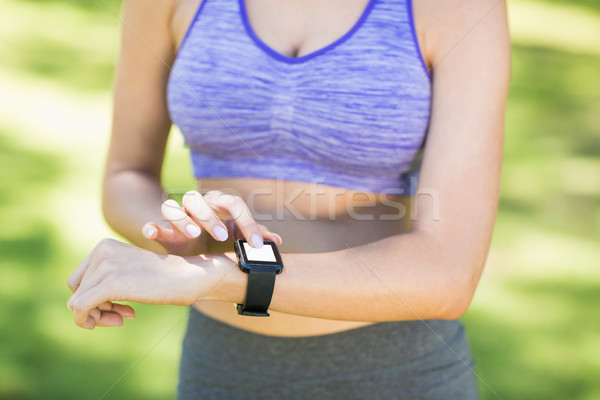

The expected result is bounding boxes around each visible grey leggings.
[178,307,479,399]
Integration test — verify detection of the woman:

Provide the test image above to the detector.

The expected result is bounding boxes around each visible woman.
[67,0,510,398]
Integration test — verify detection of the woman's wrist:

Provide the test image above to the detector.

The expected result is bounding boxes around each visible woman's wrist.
[183,251,246,304]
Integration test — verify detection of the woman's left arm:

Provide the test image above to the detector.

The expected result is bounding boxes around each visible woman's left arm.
[68,0,510,328]
[256,0,512,321]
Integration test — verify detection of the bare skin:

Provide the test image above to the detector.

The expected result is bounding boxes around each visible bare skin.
[68,0,510,336]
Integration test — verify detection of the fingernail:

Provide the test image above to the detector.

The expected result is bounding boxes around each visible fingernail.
[213,225,229,241]
[250,233,263,248]
[185,224,201,238]
[67,300,72,311]
[124,316,136,320]
[272,233,283,245]
[145,227,156,238]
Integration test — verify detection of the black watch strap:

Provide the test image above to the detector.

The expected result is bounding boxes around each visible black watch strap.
[236,265,277,317]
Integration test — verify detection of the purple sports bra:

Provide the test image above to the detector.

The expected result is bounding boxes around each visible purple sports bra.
[167,0,432,194]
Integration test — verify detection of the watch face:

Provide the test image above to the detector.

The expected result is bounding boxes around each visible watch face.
[235,239,283,274]
[242,242,277,262]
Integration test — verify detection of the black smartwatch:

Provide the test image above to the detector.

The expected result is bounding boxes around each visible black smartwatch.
[233,239,283,317]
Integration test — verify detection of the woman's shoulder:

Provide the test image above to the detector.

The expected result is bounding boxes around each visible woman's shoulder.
[122,0,179,22]
[119,0,184,57]
[170,0,203,51]
[414,0,507,67]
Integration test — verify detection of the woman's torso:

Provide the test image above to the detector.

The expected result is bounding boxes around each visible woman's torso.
[168,0,431,336]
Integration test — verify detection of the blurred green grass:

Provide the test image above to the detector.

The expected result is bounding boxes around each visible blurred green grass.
[0,0,599,399]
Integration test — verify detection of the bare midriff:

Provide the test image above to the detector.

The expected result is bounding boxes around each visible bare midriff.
[193,177,414,337]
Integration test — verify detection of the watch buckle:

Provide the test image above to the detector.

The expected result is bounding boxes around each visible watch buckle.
[236,303,270,317]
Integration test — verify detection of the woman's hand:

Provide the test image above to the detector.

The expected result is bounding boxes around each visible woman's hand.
[66,238,235,330]
[142,190,282,256]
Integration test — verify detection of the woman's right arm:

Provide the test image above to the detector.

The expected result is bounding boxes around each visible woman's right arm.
[103,0,204,255]
[103,0,280,256]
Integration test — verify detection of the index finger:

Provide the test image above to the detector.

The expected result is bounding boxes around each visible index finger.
[67,248,95,293]
[70,284,110,328]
